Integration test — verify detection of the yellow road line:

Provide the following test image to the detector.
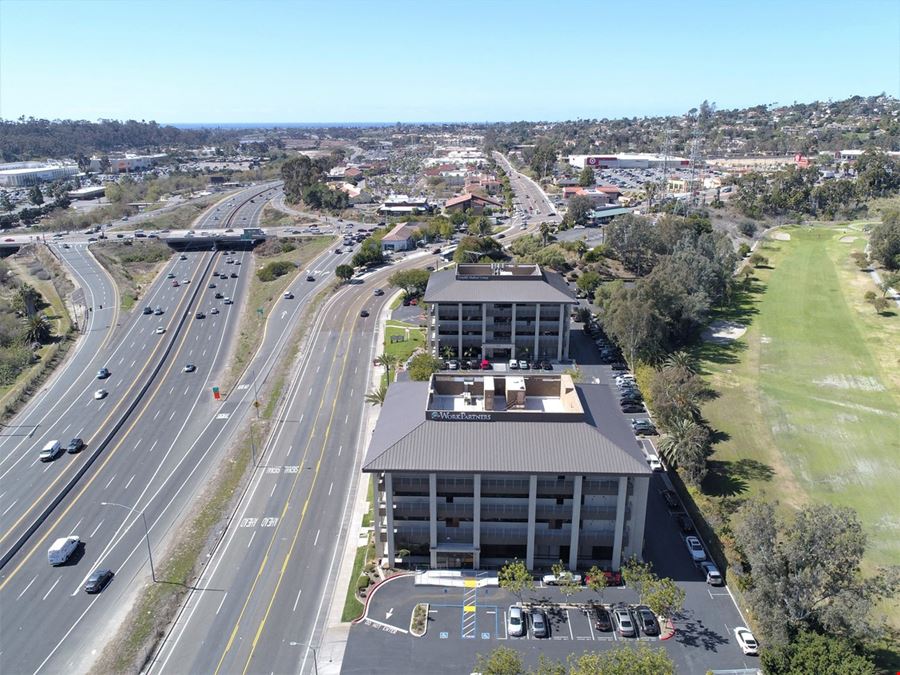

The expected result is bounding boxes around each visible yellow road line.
[0,252,219,590]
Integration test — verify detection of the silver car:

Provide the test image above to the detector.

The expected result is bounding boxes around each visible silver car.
[531,609,548,638]
[507,605,525,637]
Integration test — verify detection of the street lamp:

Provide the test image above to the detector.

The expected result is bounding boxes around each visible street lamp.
[101,501,156,582]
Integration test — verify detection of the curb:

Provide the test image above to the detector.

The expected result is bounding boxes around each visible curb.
[351,572,416,625]
[0,251,217,570]
[409,602,429,637]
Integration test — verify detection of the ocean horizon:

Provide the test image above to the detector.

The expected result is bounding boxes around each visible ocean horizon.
[170,122,444,130]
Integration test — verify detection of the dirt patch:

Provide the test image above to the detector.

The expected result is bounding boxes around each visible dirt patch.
[813,374,886,392]
[702,319,748,343]
[771,232,792,241]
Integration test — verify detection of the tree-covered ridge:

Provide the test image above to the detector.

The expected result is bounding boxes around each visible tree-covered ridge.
[0,118,240,162]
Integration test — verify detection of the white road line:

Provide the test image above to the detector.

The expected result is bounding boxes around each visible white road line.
[270,483,277,497]
[134,438,142,450]
[89,520,104,538]
[316,365,320,373]
[184,388,190,396]
[42,578,61,601]
[125,475,135,490]
[153,410,160,420]
[338,444,342,456]
[349,389,353,398]
[328,482,333,496]
[169,410,176,421]
[215,592,228,616]
[202,349,206,357]
[292,587,303,612]
[298,414,303,424]
[70,518,82,535]
[131,360,136,368]
[17,575,37,600]
[118,356,124,364]
[169,386,175,395]
[313,529,320,546]
[567,609,574,639]
[247,531,256,548]
[309,387,313,396]
[104,474,117,489]
[62,423,71,435]
[344,414,348,424]
[149,440,158,453]
[1,499,18,517]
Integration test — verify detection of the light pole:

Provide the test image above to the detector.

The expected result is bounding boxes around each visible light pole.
[101,501,156,582]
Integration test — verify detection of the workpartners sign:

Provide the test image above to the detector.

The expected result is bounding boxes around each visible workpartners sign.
[429,411,493,422]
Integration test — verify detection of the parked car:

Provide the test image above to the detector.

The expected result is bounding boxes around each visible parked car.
[540,360,553,371]
[734,626,759,655]
[447,360,459,371]
[507,605,525,637]
[84,568,114,594]
[518,360,529,370]
[661,489,679,509]
[531,609,548,638]
[612,605,635,637]
[677,515,695,533]
[701,561,723,586]
[508,359,518,370]
[542,571,582,586]
[594,606,613,632]
[685,535,707,562]
[636,606,659,636]
[621,403,645,413]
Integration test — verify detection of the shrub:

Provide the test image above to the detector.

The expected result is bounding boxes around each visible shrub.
[0,345,32,385]
[356,575,370,591]
[737,243,751,258]
[256,260,295,282]
[739,221,757,237]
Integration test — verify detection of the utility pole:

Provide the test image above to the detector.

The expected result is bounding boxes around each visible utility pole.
[101,502,156,582]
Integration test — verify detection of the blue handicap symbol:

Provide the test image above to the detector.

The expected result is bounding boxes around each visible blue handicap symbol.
[481,632,491,640]
[440,631,449,639]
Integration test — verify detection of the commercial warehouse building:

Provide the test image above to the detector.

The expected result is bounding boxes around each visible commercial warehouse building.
[363,372,651,571]
[568,153,689,170]
[424,263,576,362]
[89,153,167,173]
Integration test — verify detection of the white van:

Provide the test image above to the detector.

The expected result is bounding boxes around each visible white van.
[39,440,62,462]
[48,536,80,565]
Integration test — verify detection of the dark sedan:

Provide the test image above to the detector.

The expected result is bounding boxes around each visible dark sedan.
[66,438,84,454]
[594,606,613,632]
[84,568,114,593]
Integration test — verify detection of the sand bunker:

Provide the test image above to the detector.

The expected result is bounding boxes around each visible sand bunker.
[839,236,857,243]
[771,232,791,241]
[702,320,747,343]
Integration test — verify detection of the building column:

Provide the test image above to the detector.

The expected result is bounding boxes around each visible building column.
[431,302,439,356]
[457,303,463,358]
[511,304,517,357]
[526,475,537,570]
[481,303,487,360]
[557,304,565,362]
[385,472,395,566]
[611,476,628,570]
[373,475,384,558]
[563,306,571,360]
[429,473,438,568]
[533,303,541,359]
[568,475,582,571]
[625,476,649,561]
[473,474,481,570]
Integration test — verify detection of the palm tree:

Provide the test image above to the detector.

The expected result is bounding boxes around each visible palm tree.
[364,384,388,407]
[14,284,41,317]
[657,418,709,485]
[643,182,659,210]
[664,350,697,375]
[375,353,401,384]
[539,222,551,246]
[22,314,51,345]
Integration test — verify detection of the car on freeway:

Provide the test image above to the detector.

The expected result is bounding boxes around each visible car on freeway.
[154,307,163,315]
[142,306,153,315]
[635,606,659,636]
[172,280,179,287]
[701,561,723,586]
[685,535,706,562]
[230,272,238,278]
[594,606,613,632]
[179,254,187,260]
[195,311,205,319]
[542,571,582,586]
[507,605,525,637]
[531,609,548,638]
[181,279,190,285]
[97,367,110,379]
[66,438,84,454]
[234,260,241,265]
[223,298,233,305]
[39,440,63,462]
[306,275,315,282]
[183,364,196,373]
[360,309,369,318]
[734,626,759,655]
[154,327,165,334]
[210,307,219,315]
[373,288,384,296]
[94,389,108,400]
[214,292,223,299]
[208,282,216,289]
[84,568,114,594]
[166,272,176,279]
[612,605,635,637]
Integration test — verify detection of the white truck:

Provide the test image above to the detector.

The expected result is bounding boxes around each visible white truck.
[48,536,80,566]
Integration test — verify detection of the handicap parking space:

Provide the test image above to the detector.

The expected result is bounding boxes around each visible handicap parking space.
[426,603,502,641]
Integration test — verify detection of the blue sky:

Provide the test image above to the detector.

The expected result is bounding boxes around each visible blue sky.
[1,0,897,123]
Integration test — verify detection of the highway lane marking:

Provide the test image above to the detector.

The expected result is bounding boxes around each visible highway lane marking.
[338,444,342,456]
[1,500,18,517]
[17,574,37,600]
[134,438,142,450]
[328,482,332,495]
[104,474,117,489]
[131,360,136,368]
[291,587,302,612]
[119,356,125,364]
[89,520,103,538]
[0,252,213,552]
[169,386,175,395]
[125,474,135,490]
[42,577,61,601]
[216,592,229,616]
[270,483,276,497]
[184,387,190,396]
[153,410,160,420]
[344,414,349,424]
[149,440,157,453]
[69,518,83,534]
[62,423,71,435]
[313,529,320,546]
[247,531,256,548]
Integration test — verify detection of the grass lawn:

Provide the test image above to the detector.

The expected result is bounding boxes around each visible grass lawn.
[382,320,425,384]
[699,225,900,573]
